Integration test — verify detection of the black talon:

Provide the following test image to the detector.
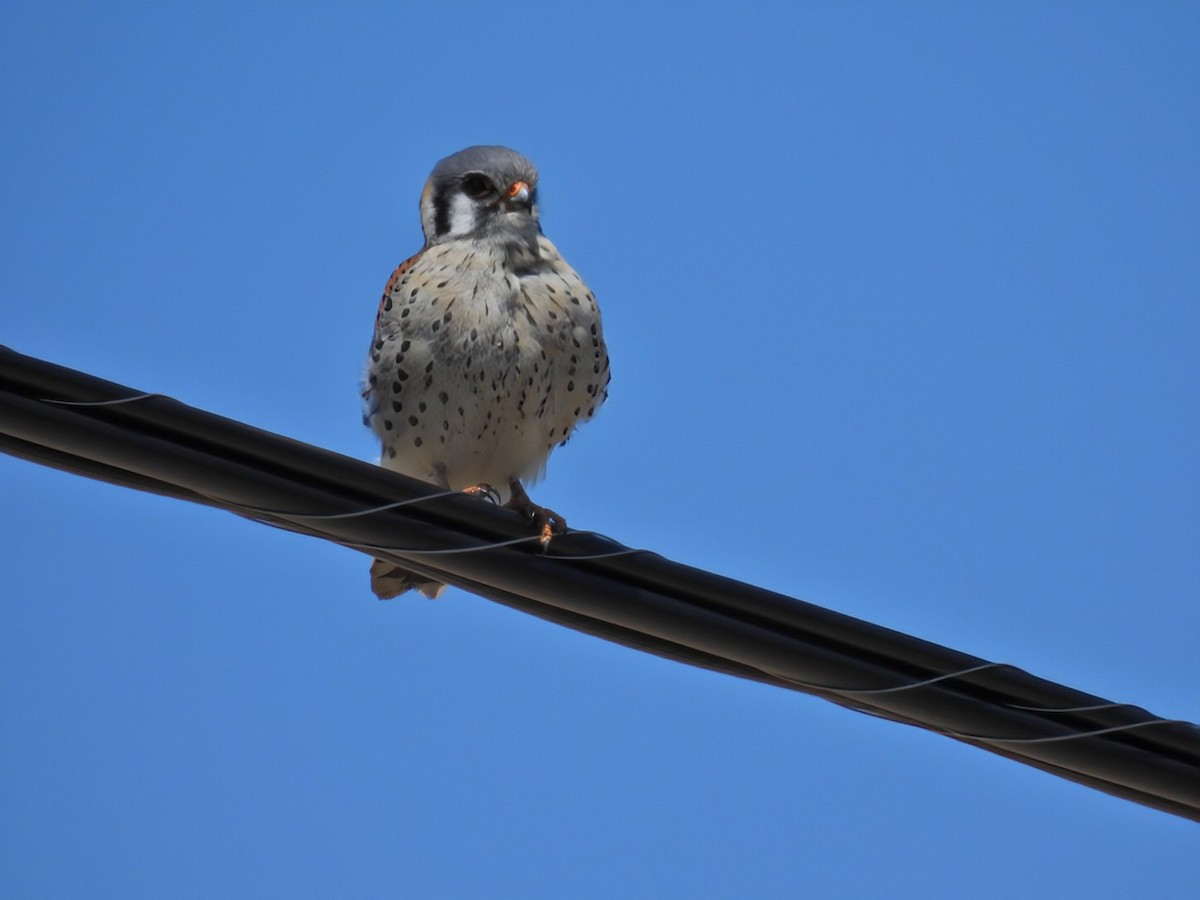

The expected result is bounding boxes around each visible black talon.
[505,479,568,543]
[462,483,501,504]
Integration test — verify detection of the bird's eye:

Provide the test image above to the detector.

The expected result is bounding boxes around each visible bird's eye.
[461,175,492,198]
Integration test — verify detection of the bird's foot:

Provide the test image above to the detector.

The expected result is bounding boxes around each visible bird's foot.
[461,483,501,504]
[506,480,567,548]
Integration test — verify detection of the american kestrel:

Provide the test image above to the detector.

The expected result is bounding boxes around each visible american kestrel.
[362,146,610,598]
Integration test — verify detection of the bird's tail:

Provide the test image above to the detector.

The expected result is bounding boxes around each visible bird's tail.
[369,558,445,600]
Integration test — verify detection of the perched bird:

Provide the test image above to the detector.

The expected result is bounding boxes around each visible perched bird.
[362,146,610,598]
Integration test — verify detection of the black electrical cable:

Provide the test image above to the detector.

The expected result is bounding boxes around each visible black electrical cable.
[2,345,1198,822]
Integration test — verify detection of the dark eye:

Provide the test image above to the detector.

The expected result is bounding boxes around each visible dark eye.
[461,174,492,198]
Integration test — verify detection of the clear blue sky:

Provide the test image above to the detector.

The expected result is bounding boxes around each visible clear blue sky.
[3,3,1197,896]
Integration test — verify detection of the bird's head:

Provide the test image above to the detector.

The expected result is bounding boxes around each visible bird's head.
[419,145,541,246]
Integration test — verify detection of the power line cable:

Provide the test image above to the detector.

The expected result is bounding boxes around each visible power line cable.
[2,344,1197,821]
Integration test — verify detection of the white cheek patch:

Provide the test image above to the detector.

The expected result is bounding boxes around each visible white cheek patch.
[447,192,478,237]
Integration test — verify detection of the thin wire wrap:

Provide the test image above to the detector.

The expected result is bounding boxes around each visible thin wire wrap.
[950,719,1193,745]
[2,344,1198,823]
[41,392,164,406]
[798,662,1012,696]
[224,490,466,520]
[1009,702,1141,714]
[214,494,649,560]
[352,535,543,555]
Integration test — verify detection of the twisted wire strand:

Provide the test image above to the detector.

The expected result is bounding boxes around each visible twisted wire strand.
[40,392,163,406]
[353,535,544,556]
[225,491,466,520]
[773,663,1190,732]
[815,662,1011,695]
[215,490,650,560]
[1008,702,1140,714]
[543,545,649,561]
[949,718,1192,745]
[843,704,1189,748]
[772,663,1009,700]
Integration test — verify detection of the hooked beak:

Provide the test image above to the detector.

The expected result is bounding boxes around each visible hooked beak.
[505,180,532,209]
